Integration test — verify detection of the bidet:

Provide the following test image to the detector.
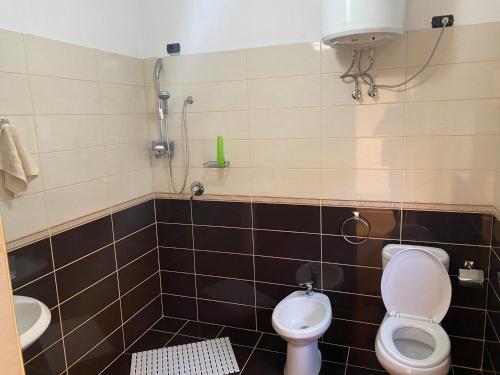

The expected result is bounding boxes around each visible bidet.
[272,290,332,375]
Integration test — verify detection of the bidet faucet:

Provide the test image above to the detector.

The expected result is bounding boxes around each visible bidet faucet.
[299,281,314,296]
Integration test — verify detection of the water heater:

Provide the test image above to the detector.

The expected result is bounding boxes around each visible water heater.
[322,0,406,48]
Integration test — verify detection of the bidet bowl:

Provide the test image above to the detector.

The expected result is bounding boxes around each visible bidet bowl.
[272,291,332,344]
[13,295,51,350]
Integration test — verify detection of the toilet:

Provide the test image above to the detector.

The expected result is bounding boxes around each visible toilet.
[272,290,332,375]
[375,244,452,375]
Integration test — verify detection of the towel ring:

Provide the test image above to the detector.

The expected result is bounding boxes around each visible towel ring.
[341,211,371,245]
[0,119,9,127]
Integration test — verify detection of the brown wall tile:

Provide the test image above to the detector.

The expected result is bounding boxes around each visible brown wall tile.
[161,271,196,297]
[192,200,251,228]
[10,239,53,289]
[159,247,194,273]
[115,224,157,268]
[64,301,122,366]
[193,226,252,254]
[253,203,320,233]
[254,230,320,260]
[195,251,254,279]
[118,249,158,294]
[197,275,254,305]
[113,200,155,240]
[121,273,161,322]
[59,273,119,334]
[123,296,162,348]
[156,198,192,224]
[52,216,113,268]
[157,223,193,248]
[56,244,116,302]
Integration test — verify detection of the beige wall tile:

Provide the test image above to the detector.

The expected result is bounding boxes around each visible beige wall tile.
[185,81,248,112]
[406,61,500,102]
[404,135,496,170]
[247,42,320,79]
[100,82,146,114]
[152,166,172,193]
[408,22,500,67]
[251,139,320,168]
[40,147,106,189]
[321,169,402,201]
[187,111,249,140]
[320,73,359,106]
[321,137,403,169]
[0,193,48,242]
[105,142,150,175]
[248,75,320,109]
[96,50,144,85]
[321,36,406,73]
[0,29,27,73]
[404,170,494,205]
[190,167,252,196]
[36,115,103,152]
[405,99,500,136]
[45,178,109,226]
[30,76,100,114]
[102,114,149,145]
[0,73,33,114]
[25,35,97,80]
[321,104,404,138]
[182,50,246,83]
[249,108,320,139]
[107,168,153,206]
[251,168,321,198]
[188,140,251,168]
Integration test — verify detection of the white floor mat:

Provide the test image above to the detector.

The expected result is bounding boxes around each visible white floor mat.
[130,337,240,375]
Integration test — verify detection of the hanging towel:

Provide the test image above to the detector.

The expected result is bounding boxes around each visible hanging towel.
[0,124,39,197]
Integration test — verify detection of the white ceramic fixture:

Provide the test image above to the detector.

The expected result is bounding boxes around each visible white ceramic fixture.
[321,0,406,48]
[375,246,452,375]
[272,291,332,375]
[13,295,51,351]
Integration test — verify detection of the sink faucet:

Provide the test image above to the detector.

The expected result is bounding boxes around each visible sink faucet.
[299,281,314,296]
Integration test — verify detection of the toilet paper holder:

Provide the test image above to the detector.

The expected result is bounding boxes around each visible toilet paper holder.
[458,260,484,287]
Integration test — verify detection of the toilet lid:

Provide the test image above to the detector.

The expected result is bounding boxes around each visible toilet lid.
[381,248,451,323]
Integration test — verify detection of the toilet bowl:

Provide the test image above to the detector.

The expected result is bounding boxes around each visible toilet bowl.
[375,246,452,375]
[272,291,332,375]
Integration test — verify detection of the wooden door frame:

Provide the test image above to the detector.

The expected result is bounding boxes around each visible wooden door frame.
[0,217,25,374]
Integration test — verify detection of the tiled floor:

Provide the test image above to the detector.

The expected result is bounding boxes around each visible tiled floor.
[101,318,486,375]
[101,317,386,375]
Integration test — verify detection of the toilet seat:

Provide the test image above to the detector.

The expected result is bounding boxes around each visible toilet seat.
[378,316,451,368]
[376,248,452,373]
[381,248,452,324]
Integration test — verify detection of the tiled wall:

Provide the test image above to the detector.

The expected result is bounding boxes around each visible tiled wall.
[0,29,152,243]
[147,22,500,205]
[9,200,161,375]
[157,197,492,373]
[485,217,500,374]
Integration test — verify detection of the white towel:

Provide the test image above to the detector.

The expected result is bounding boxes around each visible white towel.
[0,124,39,197]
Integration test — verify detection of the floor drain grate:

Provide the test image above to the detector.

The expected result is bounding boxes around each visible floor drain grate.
[130,336,240,375]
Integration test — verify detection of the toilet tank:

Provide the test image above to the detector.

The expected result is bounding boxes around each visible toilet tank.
[382,244,450,271]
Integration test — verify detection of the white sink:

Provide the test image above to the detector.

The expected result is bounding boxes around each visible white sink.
[13,295,51,350]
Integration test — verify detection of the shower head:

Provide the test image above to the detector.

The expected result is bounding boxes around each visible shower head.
[158,91,170,100]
